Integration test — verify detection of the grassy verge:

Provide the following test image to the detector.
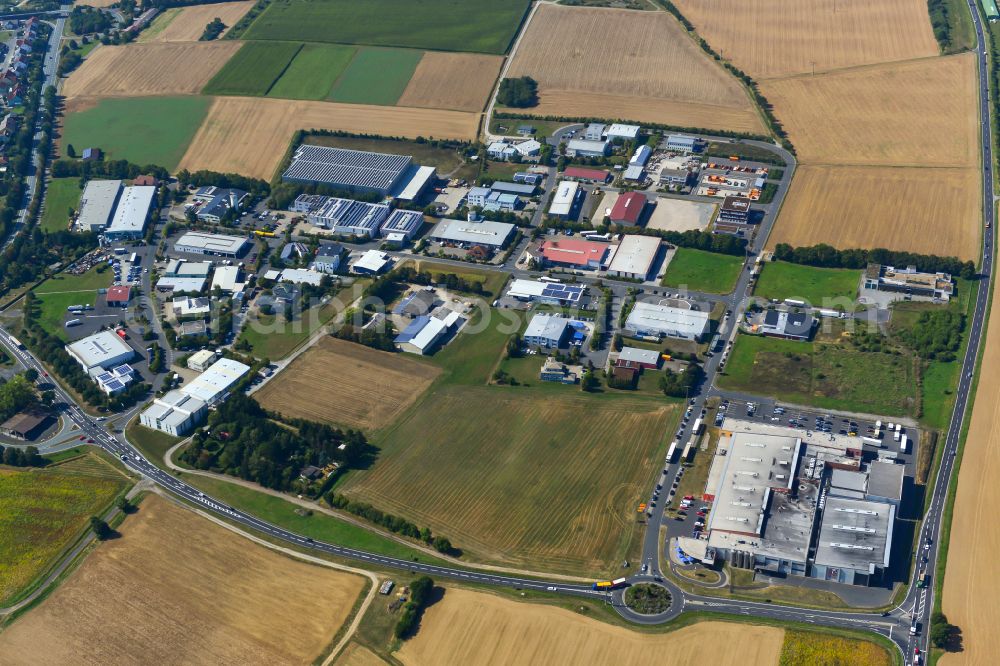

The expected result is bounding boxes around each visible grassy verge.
[125,417,181,468]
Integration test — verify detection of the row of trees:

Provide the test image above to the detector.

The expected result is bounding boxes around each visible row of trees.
[327,493,455,555]
[394,576,435,639]
[772,243,977,280]
[1,445,45,467]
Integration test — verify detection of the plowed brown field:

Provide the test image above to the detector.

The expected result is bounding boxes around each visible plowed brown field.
[62,42,241,98]
[503,4,763,132]
[768,165,980,260]
[671,0,938,79]
[255,337,441,431]
[398,52,503,112]
[396,588,785,666]
[761,54,978,167]
[178,96,481,179]
[0,495,365,665]
[139,1,253,42]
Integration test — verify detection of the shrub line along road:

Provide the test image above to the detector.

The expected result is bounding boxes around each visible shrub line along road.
[0,5,990,662]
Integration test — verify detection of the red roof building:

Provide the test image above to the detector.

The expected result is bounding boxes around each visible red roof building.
[610,191,647,225]
[133,175,158,186]
[539,237,610,269]
[562,166,611,183]
[106,285,131,306]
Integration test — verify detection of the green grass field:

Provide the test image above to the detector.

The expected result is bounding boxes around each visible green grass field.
[754,261,859,309]
[779,630,892,666]
[0,454,127,606]
[33,266,110,340]
[203,41,302,96]
[126,418,181,468]
[240,0,530,55]
[327,47,422,106]
[266,43,355,100]
[719,334,917,417]
[61,96,210,171]
[341,385,677,574]
[662,248,743,294]
[39,178,83,234]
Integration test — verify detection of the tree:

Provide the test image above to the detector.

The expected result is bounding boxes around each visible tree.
[930,612,957,649]
[116,495,132,513]
[581,370,599,392]
[89,516,112,540]
[23,368,38,382]
[432,536,452,554]
[497,76,538,108]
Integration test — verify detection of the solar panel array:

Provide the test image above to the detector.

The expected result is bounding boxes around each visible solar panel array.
[381,209,423,235]
[542,283,584,303]
[310,197,391,233]
[284,145,412,192]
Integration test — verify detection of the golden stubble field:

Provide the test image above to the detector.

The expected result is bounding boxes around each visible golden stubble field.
[671,0,938,79]
[503,4,764,133]
[255,336,441,431]
[0,495,366,665]
[768,165,980,260]
[61,42,241,98]
[139,1,254,42]
[178,96,481,179]
[941,279,1000,664]
[396,588,785,665]
[761,54,978,167]
[398,52,503,112]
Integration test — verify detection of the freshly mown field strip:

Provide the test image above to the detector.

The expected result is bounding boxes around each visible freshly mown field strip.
[40,177,83,234]
[661,248,743,294]
[760,53,978,167]
[255,337,441,431]
[671,0,938,79]
[0,454,126,606]
[396,587,785,665]
[767,165,981,261]
[61,41,241,98]
[503,4,764,133]
[178,96,480,179]
[397,52,503,112]
[327,47,423,106]
[719,334,918,417]
[138,1,253,42]
[62,96,211,171]
[241,0,530,55]
[0,495,366,665]
[754,261,860,307]
[202,40,302,96]
[341,386,677,573]
[779,630,892,666]
[266,43,356,100]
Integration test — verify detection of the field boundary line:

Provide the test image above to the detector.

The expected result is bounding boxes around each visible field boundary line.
[152,487,379,666]
[757,52,964,83]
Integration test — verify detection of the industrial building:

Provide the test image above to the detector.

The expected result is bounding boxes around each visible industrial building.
[104,185,156,241]
[179,357,250,406]
[282,145,434,199]
[164,259,212,278]
[380,209,423,240]
[311,243,343,274]
[630,144,652,167]
[156,276,207,293]
[666,134,697,153]
[94,364,136,395]
[538,237,609,270]
[624,301,710,340]
[616,346,661,369]
[139,390,207,436]
[609,191,647,226]
[566,138,610,158]
[491,181,536,196]
[395,312,462,355]
[623,165,645,182]
[303,196,391,237]
[428,218,515,249]
[392,289,440,318]
[77,180,122,233]
[548,180,580,218]
[862,264,954,302]
[174,231,250,258]
[65,330,135,375]
[264,268,323,286]
[192,186,248,223]
[210,265,245,293]
[506,279,585,306]
[0,409,50,440]
[351,249,392,275]
[523,313,571,349]
[105,285,131,307]
[607,123,640,141]
[540,357,582,384]
[584,123,605,141]
[172,296,211,317]
[187,349,217,372]
[812,496,895,585]
[562,166,610,183]
[759,310,816,340]
[605,235,660,280]
[715,196,752,235]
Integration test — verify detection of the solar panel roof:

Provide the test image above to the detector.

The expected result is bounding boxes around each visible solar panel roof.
[284,145,412,191]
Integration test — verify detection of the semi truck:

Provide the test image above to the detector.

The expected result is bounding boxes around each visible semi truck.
[900,434,909,454]
[862,436,883,447]
[691,418,703,435]
[666,441,678,464]
[591,578,628,591]
[8,335,22,349]
[784,298,806,308]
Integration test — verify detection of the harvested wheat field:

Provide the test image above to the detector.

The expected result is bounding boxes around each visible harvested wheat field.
[62,42,241,99]
[0,495,366,665]
[671,0,938,79]
[255,336,441,431]
[139,1,253,42]
[179,96,480,179]
[769,165,980,261]
[941,270,1000,665]
[397,587,784,666]
[397,52,503,112]
[761,54,978,167]
[336,642,389,666]
[504,4,763,133]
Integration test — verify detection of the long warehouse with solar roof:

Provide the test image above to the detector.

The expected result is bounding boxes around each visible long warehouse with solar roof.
[282,145,436,198]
